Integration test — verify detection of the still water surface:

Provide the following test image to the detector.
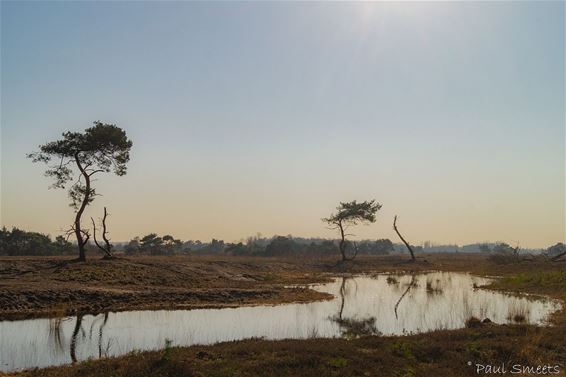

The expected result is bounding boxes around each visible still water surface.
[0,272,561,372]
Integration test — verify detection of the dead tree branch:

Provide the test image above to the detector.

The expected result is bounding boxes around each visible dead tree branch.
[348,241,360,261]
[393,215,416,262]
[101,207,113,254]
[90,207,113,258]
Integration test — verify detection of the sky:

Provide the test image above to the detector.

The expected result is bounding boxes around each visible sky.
[1,1,564,248]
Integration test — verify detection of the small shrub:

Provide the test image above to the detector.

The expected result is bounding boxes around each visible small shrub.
[387,276,399,285]
[395,366,416,377]
[331,316,380,338]
[160,338,173,362]
[488,253,518,265]
[327,357,348,368]
[426,280,443,295]
[513,314,526,323]
[506,304,530,323]
[466,342,483,359]
[390,341,414,360]
[465,316,482,328]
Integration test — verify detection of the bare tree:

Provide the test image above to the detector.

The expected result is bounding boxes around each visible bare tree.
[393,215,416,262]
[91,207,114,259]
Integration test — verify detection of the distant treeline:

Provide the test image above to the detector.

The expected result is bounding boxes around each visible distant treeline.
[0,227,394,257]
[419,242,552,255]
[122,234,396,257]
[120,235,564,258]
[0,227,74,256]
[1,226,564,258]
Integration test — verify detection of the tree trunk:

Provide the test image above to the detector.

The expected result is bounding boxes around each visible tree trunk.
[74,214,86,261]
[338,221,347,262]
[337,222,360,262]
[393,215,416,262]
[74,153,91,262]
[101,207,112,255]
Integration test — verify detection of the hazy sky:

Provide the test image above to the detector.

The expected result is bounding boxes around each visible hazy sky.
[1,1,564,248]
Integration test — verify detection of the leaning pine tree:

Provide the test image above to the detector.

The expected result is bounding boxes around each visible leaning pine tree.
[28,121,132,261]
[323,200,382,262]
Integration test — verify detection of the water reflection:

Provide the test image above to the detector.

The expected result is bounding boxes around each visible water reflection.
[330,277,380,337]
[69,315,84,363]
[47,318,65,354]
[97,313,111,358]
[337,277,348,320]
[0,272,561,372]
[394,273,417,320]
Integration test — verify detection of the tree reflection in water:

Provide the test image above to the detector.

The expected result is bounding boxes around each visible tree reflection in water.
[50,312,112,363]
[394,273,417,320]
[48,318,66,354]
[331,277,381,338]
[69,315,84,363]
[98,313,110,358]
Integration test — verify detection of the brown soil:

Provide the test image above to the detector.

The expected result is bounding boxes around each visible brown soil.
[0,253,562,321]
[0,255,335,320]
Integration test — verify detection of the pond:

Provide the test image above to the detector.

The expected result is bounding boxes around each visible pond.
[0,272,561,372]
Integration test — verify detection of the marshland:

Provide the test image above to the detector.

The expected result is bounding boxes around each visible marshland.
[1,253,565,376]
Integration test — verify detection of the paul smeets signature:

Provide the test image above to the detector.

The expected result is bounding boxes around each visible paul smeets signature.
[469,362,561,375]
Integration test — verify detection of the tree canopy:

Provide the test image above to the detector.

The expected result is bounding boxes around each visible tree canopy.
[323,200,381,227]
[323,200,382,262]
